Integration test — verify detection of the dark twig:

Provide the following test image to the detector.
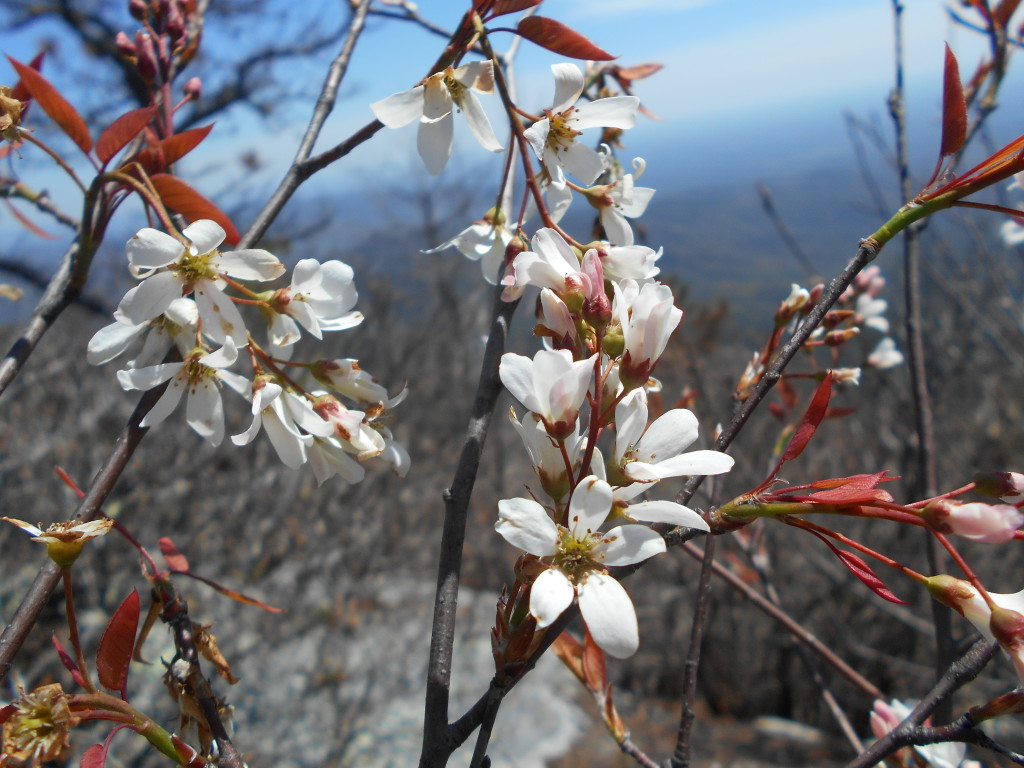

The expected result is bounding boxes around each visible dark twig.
[238,0,374,249]
[679,541,883,700]
[670,534,716,768]
[756,182,818,278]
[671,238,882,514]
[845,639,999,768]
[162,591,243,768]
[888,1,951,718]
[419,286,519,768]
[0,380,165,684]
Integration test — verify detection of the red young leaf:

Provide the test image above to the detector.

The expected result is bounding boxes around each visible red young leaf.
[51,634,88,688]
[940,44,967,157]
[7,56,92,154]
[3,199,57,240]
[615,63,663,82]
[80,743,106,768]
[551,631,586,684]
[96,106,157,165]
[487,0,543,18]
[159,124,214,167]
[994,0,1023,27]
[96,589,140,697]
[0,704,17,724]
[811,531,910,605]
[807,471,897,490]
[780,373,832,465]
[582,626,607,693]
[159,536,190,572]
[177,570,283,612]
[516,16,615,61]
[9,51,45,103]
[149,174,241,245]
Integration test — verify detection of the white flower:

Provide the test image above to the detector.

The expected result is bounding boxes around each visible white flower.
[115,220,284,347]
[232,380,334,469]
[116,343,250,446]
[524,63,639,186]
[512,228,586,294]
[594,159,655,246]
[599,243,661,282]
[1000,218,1024,246]
[370,61,503,175]
[499,349,596,438]
[831,367,862,386]
[495,475,665,657]
[612,388,734,483]
[613,279,682,386]
[88,298,198,367]
[312,358,406,408]
[510,408,583,502]
[265,259,363,347]
[855,293,890,334]
[308,437,367,485]
[869,699,981,768]
[867,337,904,369]
[426,214,513,285]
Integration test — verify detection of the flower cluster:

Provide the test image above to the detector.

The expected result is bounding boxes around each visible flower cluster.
[90,221,408,483]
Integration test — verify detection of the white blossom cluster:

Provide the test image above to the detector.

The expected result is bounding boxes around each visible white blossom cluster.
[373,61,735,657]
[89,220,408,484]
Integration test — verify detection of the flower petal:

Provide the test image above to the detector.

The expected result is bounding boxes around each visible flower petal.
[530,567,575,628]
[186,380,224,445]
[126,228,185,269]
[496,498,558,555]
[597,524,666,566]
[627,501,709,531]
[216,249,284,281]
[183,220,226,255]
[460,91,503,153]
[567,475,613,537]
[418,112,453,176]
[115,271,183,325]
[549,63,584,113]
[370,85,425,128]
[578,572,638,658]
[573,96,640,131]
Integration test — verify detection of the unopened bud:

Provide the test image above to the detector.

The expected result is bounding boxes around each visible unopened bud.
[823,309,854,329]
[974,471,1024,501]
[166,0,185,43]
[824,327,860,346]
[183,77,202,100]
[923,499,1024,543]
[115,31,137,60]
[134,31,159,82]
[775,283,810,327]
[129,0,149,20]
[808,283,825,306]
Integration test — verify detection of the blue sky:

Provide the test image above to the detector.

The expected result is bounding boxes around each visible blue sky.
[3,0,1019,233]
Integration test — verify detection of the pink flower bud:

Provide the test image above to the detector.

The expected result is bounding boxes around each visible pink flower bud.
[923,499,1024,543]
[129,0,149,21]
[115,31,137,59]
[974,471,1024,501]
[183,77,202,100]
[134,31,159,82]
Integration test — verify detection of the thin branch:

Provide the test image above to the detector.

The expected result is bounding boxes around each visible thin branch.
[670,238,882,514]
[888,1,952,718]
[845,639,999,768]
[238,0,374,249]
[670,534,716,768]
[419,285,519,768]
[0,379,166,684]
[679,541,884,701]
[755,182,818,278]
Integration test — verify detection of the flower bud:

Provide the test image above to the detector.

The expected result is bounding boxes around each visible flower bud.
[115,31,137,60]
[134,31,159,82]
[923,499,1024,543]
[129,0,149,20]
[824,327,860,346]
[990,606,1024,681]
[775,283,810,327]
[183,77,202,100]
[974,471,1024,501]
